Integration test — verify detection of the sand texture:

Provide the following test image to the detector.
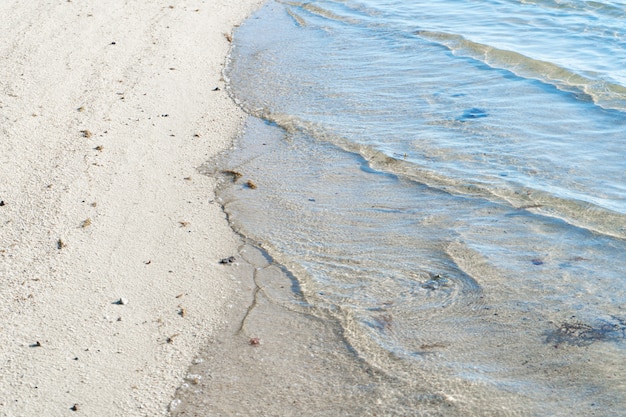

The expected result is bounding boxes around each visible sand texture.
[0,0,262,415]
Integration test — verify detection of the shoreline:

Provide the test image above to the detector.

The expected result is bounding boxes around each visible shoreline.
[0,1,263,415]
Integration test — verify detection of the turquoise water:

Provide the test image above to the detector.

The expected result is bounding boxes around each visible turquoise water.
[175,1,626,415]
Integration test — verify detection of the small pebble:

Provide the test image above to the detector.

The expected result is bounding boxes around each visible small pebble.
[219,256,236,264]
[114,298,129,305]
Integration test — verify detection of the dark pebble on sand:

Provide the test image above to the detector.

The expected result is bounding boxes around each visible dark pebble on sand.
[113,297,129,305]
[219,256,236,264]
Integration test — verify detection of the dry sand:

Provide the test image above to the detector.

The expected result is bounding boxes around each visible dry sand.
[0,0,263,415]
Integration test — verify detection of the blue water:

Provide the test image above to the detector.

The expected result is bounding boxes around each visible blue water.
[180,1,626,415]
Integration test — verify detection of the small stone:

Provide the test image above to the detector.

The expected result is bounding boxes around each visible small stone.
[70,403,79,411]
[114,298,129,305]
[249,337,261,346]
[219,256,236,264]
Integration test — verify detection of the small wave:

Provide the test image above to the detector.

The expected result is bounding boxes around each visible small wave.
[279,1,363,25]
[415,30,626,112]
[285,8,307,27]
[520,0,626,19]
[255,111,626,240]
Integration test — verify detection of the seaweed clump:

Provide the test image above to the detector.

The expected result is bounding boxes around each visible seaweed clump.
[221,170,243,182]
[545,317,626,347]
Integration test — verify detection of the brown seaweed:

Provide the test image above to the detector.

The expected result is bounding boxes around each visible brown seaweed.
[545,317,626,347]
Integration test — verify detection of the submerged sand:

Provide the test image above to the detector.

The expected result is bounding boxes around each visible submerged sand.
[0,1,263,415]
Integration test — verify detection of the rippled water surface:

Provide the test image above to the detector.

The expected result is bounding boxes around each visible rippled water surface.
[174,1,626,415]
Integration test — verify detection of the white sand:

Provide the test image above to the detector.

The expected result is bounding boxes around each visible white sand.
[0,0,263,415]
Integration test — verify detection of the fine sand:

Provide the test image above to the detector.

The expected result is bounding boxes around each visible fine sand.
[0,0,263,415]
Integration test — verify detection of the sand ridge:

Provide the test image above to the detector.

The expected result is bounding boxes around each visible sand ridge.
[0,0,263,415]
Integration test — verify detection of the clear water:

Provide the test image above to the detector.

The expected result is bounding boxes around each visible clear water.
[174,1,626,415]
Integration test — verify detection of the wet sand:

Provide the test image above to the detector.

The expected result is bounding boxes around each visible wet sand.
[0,0,263,415]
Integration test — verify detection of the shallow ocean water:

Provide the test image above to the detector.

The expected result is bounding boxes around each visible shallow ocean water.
[172,1,626,415]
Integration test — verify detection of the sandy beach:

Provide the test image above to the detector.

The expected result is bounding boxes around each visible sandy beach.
[0,0,263,415]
